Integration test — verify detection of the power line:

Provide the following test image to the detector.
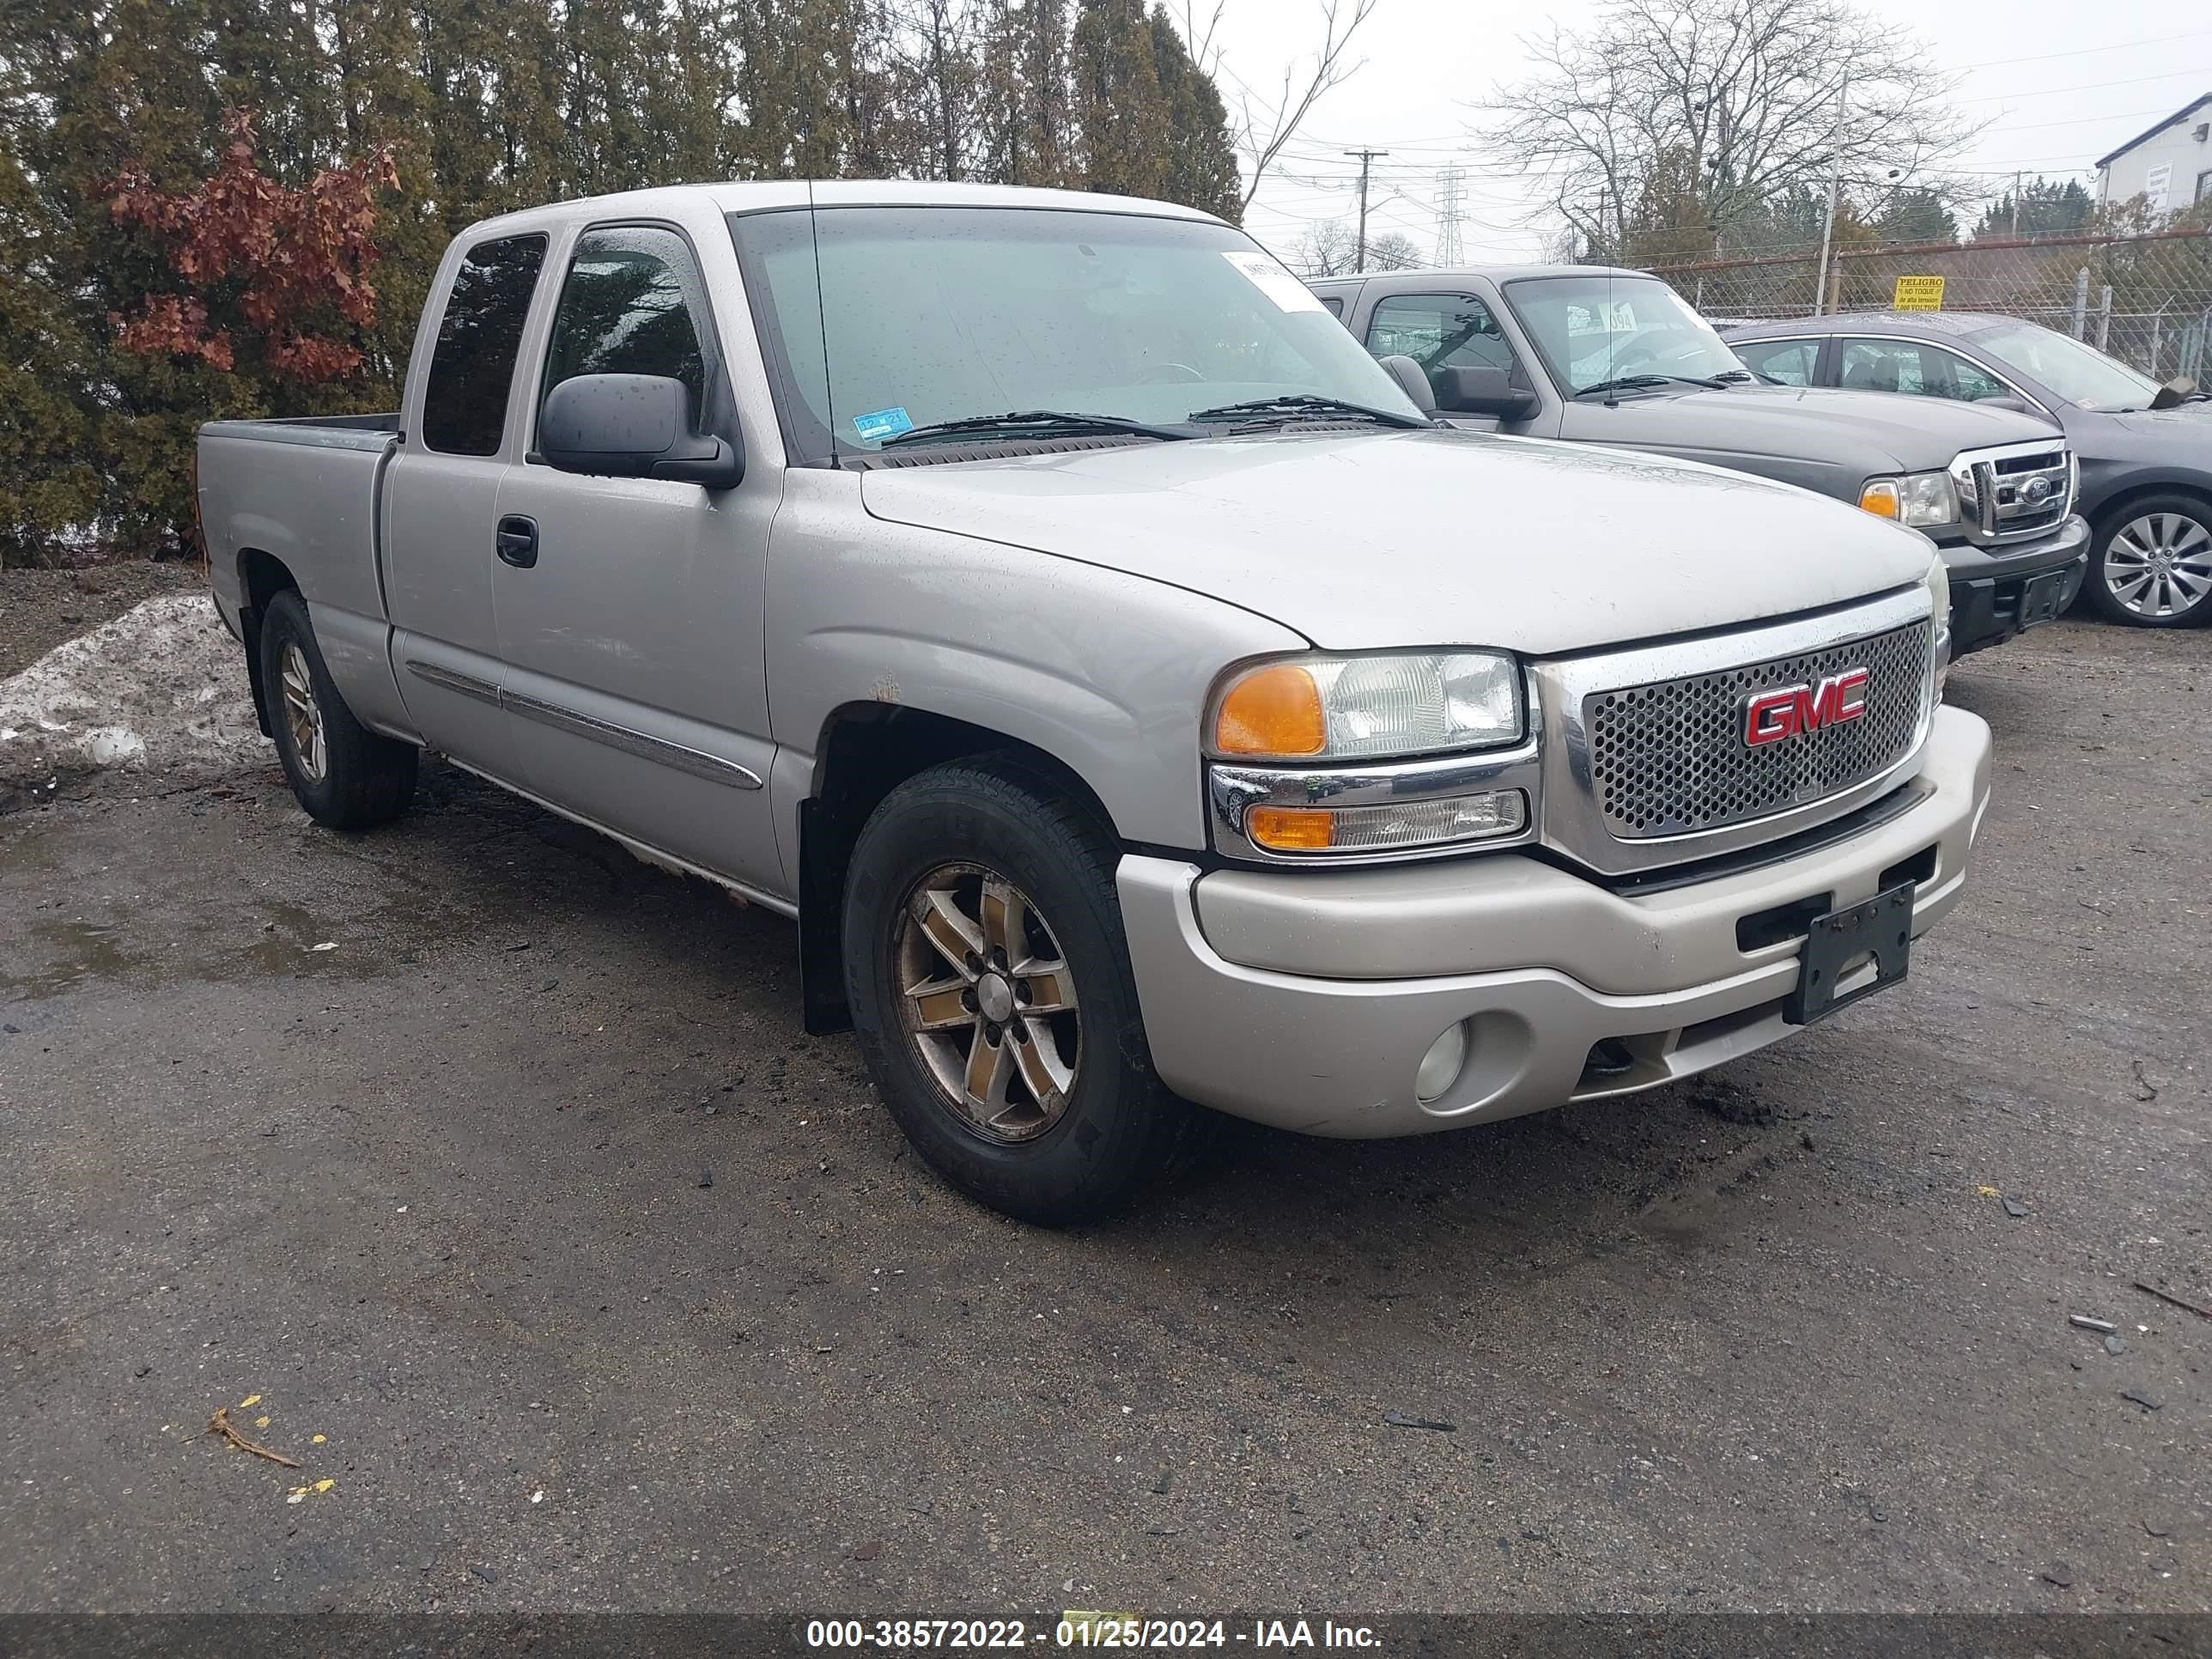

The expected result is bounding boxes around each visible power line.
[1965,27,2212,69]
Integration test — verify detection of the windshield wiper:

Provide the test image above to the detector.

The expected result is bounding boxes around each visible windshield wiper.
[880,410,1195,448]
[1184,393,1431,430]
[1575,372,1727,397]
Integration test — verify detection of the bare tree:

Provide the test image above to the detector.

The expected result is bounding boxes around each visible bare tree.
[1285,218,1419,275]
[1174,0,1384,215]
[1364,229,1423,270]
[1288,218,1358,276]
[1479,0,1981,260]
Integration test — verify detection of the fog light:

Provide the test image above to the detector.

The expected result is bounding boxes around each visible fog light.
[1416,1021,1470,1105]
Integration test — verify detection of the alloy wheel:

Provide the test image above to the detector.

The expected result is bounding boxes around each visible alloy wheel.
[894,862,1081,1144]
[279,641,328,781]
[2105,512,2212,620]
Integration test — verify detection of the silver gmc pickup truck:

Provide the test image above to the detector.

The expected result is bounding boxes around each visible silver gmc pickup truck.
[199,182,1993,1224]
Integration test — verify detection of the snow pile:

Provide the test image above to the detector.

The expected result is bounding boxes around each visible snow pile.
[0,593,264,785]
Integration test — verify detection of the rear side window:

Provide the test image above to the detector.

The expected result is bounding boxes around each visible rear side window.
[1734,337,1820,386]
[539,227,716,431]
[421,234,548,456]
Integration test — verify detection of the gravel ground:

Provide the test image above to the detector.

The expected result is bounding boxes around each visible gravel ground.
[0,617,2204,1622]
[0,562,202,678]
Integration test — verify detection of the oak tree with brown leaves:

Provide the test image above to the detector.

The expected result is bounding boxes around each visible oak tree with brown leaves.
[109,109,398,385]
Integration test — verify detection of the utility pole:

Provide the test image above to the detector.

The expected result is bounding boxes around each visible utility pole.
[1595,186,1610,262]
[1345,148,1389,272]
[2009,169,2023,237]
[1812,75,1848,316]
[1435,164,1465,265]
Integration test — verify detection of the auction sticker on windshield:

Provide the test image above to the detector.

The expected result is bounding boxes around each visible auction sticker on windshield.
[1222,252,1326,313]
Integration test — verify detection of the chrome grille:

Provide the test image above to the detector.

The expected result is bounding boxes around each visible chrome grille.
[1951,441,2073,544]
[1584,619,1931,839]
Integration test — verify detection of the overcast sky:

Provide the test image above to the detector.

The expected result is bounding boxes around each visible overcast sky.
[1197,0,2212,265]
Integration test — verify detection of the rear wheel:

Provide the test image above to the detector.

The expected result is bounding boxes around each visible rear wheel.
[842,757,1194,1224]
[2086,495,2212,626]
[258,589,419,829]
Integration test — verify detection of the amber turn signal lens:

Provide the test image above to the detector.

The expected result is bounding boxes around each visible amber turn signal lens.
[1215,664,1326,757]
[1247,805,1334,851]
[1858,480,1901,519]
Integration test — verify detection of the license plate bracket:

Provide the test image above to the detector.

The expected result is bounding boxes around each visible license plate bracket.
[2017,568,2067,629]
[1784,880,1915,1025]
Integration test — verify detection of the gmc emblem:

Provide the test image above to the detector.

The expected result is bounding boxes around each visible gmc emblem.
[1742,668,1870,746]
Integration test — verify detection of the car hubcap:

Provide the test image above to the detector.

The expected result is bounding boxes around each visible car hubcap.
[895,863,1080,1144]
[2106,513,2212,618]
[279,642,328,781]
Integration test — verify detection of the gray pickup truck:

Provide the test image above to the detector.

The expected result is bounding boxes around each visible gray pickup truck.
[199,182,1991,1224]
[1311,266,2090,657]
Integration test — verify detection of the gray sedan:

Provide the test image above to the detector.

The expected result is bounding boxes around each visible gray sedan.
[1726,311,2212,627]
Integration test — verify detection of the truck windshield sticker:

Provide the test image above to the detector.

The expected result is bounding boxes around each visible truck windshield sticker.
[852,406,915,443]
[1221,252,1326,315]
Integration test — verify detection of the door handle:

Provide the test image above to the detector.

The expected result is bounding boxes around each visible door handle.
[495,514,538,568]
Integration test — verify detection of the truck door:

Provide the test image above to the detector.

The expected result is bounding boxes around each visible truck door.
[383,232,547,775]
[489,221,784,896]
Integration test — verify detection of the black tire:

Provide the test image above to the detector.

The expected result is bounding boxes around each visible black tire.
[2084,494,2212,628]
[258,589,419,830]
[842,756,1196,1225]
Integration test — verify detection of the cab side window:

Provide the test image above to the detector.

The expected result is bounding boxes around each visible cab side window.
[1364,293,1519,408]
[421,234,549,456]
[1733,337,1819,386]
[540,227,718,433]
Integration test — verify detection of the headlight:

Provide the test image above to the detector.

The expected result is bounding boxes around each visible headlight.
[1925,558,1952,700]
[1210,651,1523,761]
[1860,471,1957,528]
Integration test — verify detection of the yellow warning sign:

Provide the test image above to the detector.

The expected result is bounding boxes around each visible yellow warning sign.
[1893,276,1945,312]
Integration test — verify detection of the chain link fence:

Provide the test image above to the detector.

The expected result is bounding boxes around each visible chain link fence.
[1641,229,2212,382]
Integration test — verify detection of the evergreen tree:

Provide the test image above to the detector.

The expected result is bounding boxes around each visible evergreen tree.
[1071,0,1169,200]
[1973,177,2095,240]
[1148,5,1236,220]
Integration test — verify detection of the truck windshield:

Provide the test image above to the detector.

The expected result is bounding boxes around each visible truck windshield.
[1968,321,2159,411]
[1503,274,1747,395]
[726,204,1421,461]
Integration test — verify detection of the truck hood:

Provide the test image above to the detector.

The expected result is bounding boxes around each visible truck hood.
[1586,383,2061,472]
[859,429,1936,654]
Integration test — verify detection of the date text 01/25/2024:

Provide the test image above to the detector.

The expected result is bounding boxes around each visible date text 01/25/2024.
[804,1618,1383,1650]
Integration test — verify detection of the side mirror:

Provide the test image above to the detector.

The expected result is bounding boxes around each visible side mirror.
[1434,364,1540,420]
[1973,392,2036,415]
[2150,376,2197,411]
[1376,354,1437,417]
[540,373,744,487]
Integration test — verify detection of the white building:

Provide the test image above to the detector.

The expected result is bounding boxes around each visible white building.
[2094,92,2212,216]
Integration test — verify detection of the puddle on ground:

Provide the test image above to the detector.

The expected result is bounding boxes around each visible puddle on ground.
[0,919,134,1001]
[240,896,394,978]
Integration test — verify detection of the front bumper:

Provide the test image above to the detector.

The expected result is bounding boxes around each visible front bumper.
[1119,705,1993,1138]
[1936,514,2088,657]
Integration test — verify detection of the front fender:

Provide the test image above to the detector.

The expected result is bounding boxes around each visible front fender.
[765,471,1308,855]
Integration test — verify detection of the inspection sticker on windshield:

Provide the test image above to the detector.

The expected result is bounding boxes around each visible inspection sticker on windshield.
[852,406,915,443]
[1222,252,1326,314]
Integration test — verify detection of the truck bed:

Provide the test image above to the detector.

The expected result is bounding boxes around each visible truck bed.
[198,414,405,739]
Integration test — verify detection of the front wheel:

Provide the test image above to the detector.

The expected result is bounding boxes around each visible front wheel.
[842,757,1195,1225]
[2085,496,2212,626]
[258,589,419,829]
